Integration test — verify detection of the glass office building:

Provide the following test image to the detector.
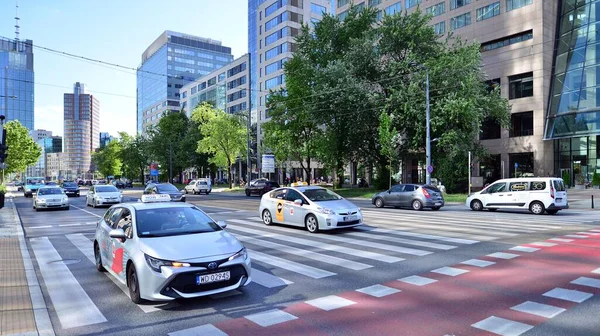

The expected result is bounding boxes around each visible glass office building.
[0,37,34,130]
[43,136,62,153]
[137,31,233,133]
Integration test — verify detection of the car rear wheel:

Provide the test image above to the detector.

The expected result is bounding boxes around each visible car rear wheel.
[305,214,319,233]
[245,189,251,197]
[262,209,273,225]
[94,243,106,272]
[412,200,423,211]
[470,199,483,211]
[374,197,384,208]
[127,265,143,304]
[184,189,188,194]
[92,199,97,208]
[546,209,559,215]
[529,201,545,215]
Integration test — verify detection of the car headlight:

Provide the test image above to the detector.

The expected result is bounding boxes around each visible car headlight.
[317,207,335,215]
[26,188,31,191]
[144,254,190,272]
[96,196,103,200]
[37,198,46,203]
[62,197,68,202]
[228,247,248,261]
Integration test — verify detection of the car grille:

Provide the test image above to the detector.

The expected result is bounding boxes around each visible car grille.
[163,264,247,294]
[338,211,358,216]
[338,220,360,226]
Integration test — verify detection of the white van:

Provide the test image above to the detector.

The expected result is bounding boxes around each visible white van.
[466,178,568,215]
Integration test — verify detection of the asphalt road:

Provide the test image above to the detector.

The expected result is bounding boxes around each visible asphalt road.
[13,190,600,336]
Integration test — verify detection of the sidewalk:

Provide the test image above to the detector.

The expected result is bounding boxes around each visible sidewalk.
[0,196,54,336]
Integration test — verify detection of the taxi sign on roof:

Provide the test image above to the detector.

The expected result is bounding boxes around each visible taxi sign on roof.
[291,181,308,187]
[141,194,171,203]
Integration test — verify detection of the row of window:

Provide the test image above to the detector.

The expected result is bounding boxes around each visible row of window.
[481,30,533,52]
[228,62,247,77]
[266,42,292,61]
[265,74,286,90]
[480,111,534,140]
[265,27,297,46]
[228,76,247,89]
[228,102,248,114]
[311,3,327,15]
[265,58,288,76]
[227,89,247,103]
[265,12,303,32]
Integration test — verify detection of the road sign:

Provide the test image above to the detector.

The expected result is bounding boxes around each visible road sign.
[514,162,519,169]
[150,163,159,176]
[262,154,275,173]
[427,165,434,174]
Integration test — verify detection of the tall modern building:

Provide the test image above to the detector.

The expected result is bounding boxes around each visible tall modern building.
[29,129,52,142]
[136,31,234,133]
[0,37,34,130]
[99,132,115,148]
[64,82,100,179]
[43,136,62,153]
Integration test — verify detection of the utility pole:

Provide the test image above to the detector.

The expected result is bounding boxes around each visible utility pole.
[169,141,173,183]
[425,67,431,186]
[468,151,472,195]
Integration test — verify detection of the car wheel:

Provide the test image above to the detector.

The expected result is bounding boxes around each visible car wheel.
[374,197,384,208]
[262,209,273,225]
[184,189,188,194]
[92,200,97,208]
[488,208,498,212]
[470,199,483,211]
[127,265,143,304]
[529,201,545,215]
[412,200,423,211]
[206,191,210,195]
[431,206,441,211]
[245,189,251,197]
[94,243,106,272]
[546,209,559,215]
[64,206,70,211]
[305,214,319,233]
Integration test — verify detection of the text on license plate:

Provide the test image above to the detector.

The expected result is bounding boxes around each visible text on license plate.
[556,198,562,202]
[435,203,442,206]
[344,215,357,221]
[197,271,231,285]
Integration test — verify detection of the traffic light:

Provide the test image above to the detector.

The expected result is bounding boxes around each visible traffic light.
[0,128,7,163]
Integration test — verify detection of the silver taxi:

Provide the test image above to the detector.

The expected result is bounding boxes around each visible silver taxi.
[259,184,363,233]
[93,194,251,303]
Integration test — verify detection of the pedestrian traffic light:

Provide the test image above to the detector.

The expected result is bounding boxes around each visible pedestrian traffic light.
[0,144,7,164]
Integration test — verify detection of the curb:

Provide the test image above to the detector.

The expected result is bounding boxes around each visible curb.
[7,197,55,336]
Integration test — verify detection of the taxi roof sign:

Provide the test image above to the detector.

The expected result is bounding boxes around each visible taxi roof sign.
[291,181,308,187]
[141,194,172,203]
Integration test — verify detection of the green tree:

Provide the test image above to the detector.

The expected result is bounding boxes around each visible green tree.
[119,132,150,183]
[3,120,42,178]
[146,111,190,182]
[191,103,247,189]
[92,141,122,178]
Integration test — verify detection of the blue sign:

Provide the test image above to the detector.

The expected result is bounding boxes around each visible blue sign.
[150,169,158,176]
[514,162,519,169]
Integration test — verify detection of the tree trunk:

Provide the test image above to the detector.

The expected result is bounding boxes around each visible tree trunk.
[227,159,233,189]
[336,160,344,189]
[306,155,312,185]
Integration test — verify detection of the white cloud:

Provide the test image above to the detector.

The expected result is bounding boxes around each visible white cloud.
[34,105,64,136]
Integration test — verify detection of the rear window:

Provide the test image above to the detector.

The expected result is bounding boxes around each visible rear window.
[553,180,566,191]
[530,181,546,191]
[422,185,440,192]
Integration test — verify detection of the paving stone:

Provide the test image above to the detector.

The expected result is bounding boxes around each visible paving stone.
[0,286,32,311]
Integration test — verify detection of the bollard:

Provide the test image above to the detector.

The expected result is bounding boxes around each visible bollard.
[592,195,595,209]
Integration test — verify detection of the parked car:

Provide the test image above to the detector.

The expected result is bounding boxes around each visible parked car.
[125,180,133,188]
[143,183,186,202]
[61,181,80,197]
[245,179,280,197]
[466,177,568,215]
[372,184,444,211]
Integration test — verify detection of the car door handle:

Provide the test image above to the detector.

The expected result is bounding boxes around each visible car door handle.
[498,194,504,196]
[507,194,512,196]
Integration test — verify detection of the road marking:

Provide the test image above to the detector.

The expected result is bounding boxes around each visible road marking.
[233,232,372,270]
[398,275,437,286]
[579,231,600,235]
[244,309,298,327]
[460,259,496,267]
[65,233,163,313]
[564,234,589,238]
[248,249,335,279]
[228,220,403,263]
[487,252,520,259]
[431,266,469,277]
[249,269,293,288]
[305,295,356,311]
[543,288,593,303]
[342,230,457,250]
[549,238,573,242]
[472,316,533,336]
[30,237,107,329]
[592,268,600,274]
[511,301,566,318]
[571,276,600,289]
[59,223,84,227]
[168,324,228,336]
[71,204,102,218]
[356,226,478,245]
[530,241,557,247]
[509,246,540,253]
[28,225,52,229]
[356,284,400,298]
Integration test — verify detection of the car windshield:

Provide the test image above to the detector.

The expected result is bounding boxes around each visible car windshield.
[27,179,43,185]
[302,188,342,201]
[63,182,77,187]
[157,184,179,192]
[96,186,118,192]
[136,206,222,237]
[38,188,64,195]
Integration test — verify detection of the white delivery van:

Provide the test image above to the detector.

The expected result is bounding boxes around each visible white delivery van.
[465,177,568,215]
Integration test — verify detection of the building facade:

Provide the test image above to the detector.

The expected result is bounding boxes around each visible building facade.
[99,132,115,149]
[0,37,34,130]
[29,129,52,142]
[136,31,234,134]
[64,82,100,179]
[43,136,62,153]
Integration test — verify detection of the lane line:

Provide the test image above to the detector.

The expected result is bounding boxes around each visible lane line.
[249,269,293,288]
[543,288,593,303]
[70,204,102,218]
[355,226,478,245]
[431,266,469,277]
[305,295,356,311]
[341,230,457,250]
[511,301,566,319]
[356,284,400,298]
[460,259,496,267]
[398,275,438,286]
[248,249,335,279]
[30,237,107,329]
[168,324,228,336]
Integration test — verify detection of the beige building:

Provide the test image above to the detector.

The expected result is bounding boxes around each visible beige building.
[45,152,66,181]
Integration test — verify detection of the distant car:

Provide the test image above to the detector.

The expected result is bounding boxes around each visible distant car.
[184,179,212,195]
[86,185,122,208]
[45,181,58,186]
[98,180,107,185]
[33,186,69,211]
[143,183,186,202]
[113,180,125,189]
[125,180,133,188]
[245,179,280,197]
[61,181,80,197]
[372,184,444,211]
[23,177,45,198]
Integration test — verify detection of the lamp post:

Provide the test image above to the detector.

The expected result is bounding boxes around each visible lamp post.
[410,63,431,185]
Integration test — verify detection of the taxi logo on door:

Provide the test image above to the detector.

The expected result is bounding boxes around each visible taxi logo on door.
[276,200,284,222]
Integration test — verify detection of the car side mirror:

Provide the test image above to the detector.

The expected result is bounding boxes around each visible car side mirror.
[294,199,303,206]
[217,220,227,229]
[109,229,127,242]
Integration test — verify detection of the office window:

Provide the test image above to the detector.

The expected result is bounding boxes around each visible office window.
[477,2,500,21]
[385,2,402,15]
[433,21,446,35]
[265,0,286,17]
[218,72,226,82]
[369,0,382,6]
[406,0,421,9]
[426,2,445,17]
[509,72,533,99]
[207,77,217,87]
[191,87,197,94]
[510,111,533,137]
[481,30,533,52]
[265,59,286,75]
[338,0,350,7]
[265,75,286,90]
[450,12,471,30]
[339,10,349,20]
[480,118,501,140]
[311,3,326,14]
[265,42,291,61]
[506,0,532,12]
[509,152,534,178]
[450,0,471,10]
[199,82,206,90]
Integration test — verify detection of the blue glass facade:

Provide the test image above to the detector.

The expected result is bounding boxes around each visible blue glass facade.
[43,136,62,153]
[137,31,233,133]
[0,38,34,130]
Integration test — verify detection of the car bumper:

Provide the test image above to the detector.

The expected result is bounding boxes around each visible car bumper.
[36,202,68,209]
[315,212,363,230]
[139,256,252,301]
[65,190,79,196]
[96,199,121,205]
[547,203,569,210]
[424,200,444,208]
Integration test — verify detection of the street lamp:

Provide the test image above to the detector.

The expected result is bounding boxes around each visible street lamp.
[410,62,432,185]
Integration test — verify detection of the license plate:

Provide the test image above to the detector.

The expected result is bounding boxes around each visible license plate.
[556,198,562,202]
[435,203,442,206]
[344,215,357,221]
[197,271,231,285]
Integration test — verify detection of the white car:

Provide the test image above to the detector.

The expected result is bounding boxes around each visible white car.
[258,186,363,233]
[184,180,212,195]
[93,194,251,303]
[33,186,69,211]
[466,177,568,215]
[86,185,122,208]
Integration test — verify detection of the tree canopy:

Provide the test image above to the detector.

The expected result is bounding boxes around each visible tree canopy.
[92,141,122,178]
[4,120,42,176]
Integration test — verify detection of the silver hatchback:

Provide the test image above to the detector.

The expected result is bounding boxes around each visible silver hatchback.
[372,184,444,210]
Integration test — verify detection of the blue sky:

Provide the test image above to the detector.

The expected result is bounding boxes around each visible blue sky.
[0,0,248,137]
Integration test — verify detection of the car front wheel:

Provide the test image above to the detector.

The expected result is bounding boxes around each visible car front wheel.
[262,209,273,225]
[374,197,384,208]
[470,199,483,211]
[305,214,319,233]
[127,265,143,304]
[94,243,106,272]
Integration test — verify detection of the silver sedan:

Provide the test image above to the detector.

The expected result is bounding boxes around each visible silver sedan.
[33,186,69,211]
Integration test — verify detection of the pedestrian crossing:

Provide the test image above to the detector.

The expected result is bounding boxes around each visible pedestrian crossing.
[26,209,599,330]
